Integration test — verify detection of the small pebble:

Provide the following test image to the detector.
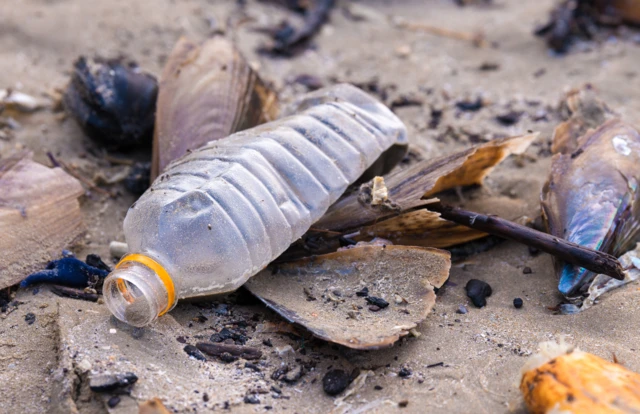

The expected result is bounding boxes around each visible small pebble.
[394,294,408,305]
[322,369,351,396]
[368,305,381,312]
[203,393,209,402]
[214,303,229,316]
[398,400,409,408]
[366,296,389,308]
[456,98,483,112]
[355,287,369,297]
[465,279,492,308]
[456,305,468,314]
[109,328,117,334]
[522,267,533,274]
[374,385,383,390]
[107,396,121,408]
[514,298,524,309]
[495,110,523,126]
[89,372,138,392]
[398,367,412,378]
[25,313,36,325]
[244,395,260,404]
[283,365,303,383]
[184,345,207,361]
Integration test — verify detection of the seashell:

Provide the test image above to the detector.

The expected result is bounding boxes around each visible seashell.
[0,151,85,289]
[64,57,158,150]
[315,133,536,232]
[520,340,640,413]
[542,117,640,297]
[151,36,279,179]
[245,244,450,350]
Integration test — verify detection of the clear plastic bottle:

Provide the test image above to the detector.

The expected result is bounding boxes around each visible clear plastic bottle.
[104,84,408,326]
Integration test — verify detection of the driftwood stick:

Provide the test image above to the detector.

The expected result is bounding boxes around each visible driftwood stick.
[428,202,625,280]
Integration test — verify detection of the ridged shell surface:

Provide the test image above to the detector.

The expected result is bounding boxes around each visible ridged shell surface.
[151,36,278,179]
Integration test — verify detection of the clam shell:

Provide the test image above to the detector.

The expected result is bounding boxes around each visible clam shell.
[151,36,279,179]
[542,118,640,296]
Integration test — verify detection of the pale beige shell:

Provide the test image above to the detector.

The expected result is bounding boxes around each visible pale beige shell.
[151,36,278,179]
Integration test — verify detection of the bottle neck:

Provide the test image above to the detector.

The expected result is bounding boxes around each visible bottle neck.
[103,254,177,327]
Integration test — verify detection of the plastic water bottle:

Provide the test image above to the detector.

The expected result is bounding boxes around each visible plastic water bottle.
[104,84,408,326]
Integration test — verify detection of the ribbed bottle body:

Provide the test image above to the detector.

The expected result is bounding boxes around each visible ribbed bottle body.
[123,84,407,298]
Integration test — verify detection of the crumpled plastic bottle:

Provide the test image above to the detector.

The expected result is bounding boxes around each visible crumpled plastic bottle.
[104,84,408,326]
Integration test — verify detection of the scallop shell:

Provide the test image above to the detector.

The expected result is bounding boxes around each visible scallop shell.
[151,36,279,179]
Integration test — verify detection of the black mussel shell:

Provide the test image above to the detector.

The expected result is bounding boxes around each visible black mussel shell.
[64,57,158,150]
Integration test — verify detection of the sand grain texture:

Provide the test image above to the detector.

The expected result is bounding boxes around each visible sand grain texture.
[1,0,640,413]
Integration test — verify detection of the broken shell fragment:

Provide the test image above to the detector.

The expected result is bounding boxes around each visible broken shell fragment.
[0,151,85,289]
[152,36,279,179]
[0,89,48,112]
[315,133,536,232]
[244,245,451,350]
[64,57,158,150]
[355,195,528,249]
[542,97,640,297]
[581,243,640,311]
[520,340,640,413]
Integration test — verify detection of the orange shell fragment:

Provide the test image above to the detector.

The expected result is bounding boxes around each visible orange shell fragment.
[521,349,640,414]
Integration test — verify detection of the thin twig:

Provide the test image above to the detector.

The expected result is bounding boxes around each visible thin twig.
[428,202,625,280]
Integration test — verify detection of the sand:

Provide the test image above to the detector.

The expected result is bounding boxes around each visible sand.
[1,0,640,413]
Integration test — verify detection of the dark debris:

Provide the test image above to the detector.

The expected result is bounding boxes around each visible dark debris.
[24,312,36,325]
[465,279,492,308]
[365,296,389,309]
[21,255,109,289]
[184,344,207,361]
[64,57,157,150]
[89,372,138,393]
[322,369,351,396]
